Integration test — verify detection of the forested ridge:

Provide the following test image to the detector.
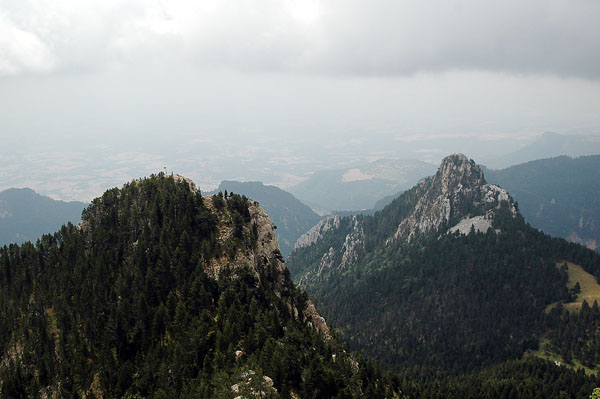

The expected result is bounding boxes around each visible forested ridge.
[0,174,399,398]
[483,155,600,251]
[3,170,600,398]
[291,206,600,370]
[287,155,600,398]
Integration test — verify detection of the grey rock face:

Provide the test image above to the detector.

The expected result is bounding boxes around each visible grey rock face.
[340,217,365,269]
[294,215,341,250]
[389,154,516,243]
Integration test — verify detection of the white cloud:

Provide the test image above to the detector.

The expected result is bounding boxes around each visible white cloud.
[0,12,57,75]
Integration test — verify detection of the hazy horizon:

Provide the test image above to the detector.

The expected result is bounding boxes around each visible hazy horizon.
[2,0,600,201]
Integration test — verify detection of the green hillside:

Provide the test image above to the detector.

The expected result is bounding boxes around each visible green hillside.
[0,175,397,398]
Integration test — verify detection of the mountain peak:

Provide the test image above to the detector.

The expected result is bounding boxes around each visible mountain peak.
[441,152,470,165]
[390,154,512,242]
[437,153,485,194]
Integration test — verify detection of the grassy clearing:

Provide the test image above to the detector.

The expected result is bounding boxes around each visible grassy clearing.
[534,261,600,375]
[531,338,598,376]
[545,261,600,313]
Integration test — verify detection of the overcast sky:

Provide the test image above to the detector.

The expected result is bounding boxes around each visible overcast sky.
[1,0,600,200]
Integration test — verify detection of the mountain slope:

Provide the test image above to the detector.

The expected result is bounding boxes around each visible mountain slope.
[0,188,87,246]
[289,159,437,212]
[214,181,322,258]
[0,174,396,398]
[483,155,600,251]
[287,154,600,374]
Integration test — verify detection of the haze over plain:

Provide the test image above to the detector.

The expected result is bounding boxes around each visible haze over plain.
[1,0,599,200]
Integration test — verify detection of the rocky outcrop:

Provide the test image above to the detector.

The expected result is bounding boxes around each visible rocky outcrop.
[215,180,322,258]
[340,217,364,269]
[449,215,493,235]
[319,247,337,275]
[389,154,516,243]
[288,154,519,292]
[303,302,329,335]
[231,370,278,398]
[294,215,340,250]
[203,194,330,336]
[172,173,198,191]
[296,215,365,287]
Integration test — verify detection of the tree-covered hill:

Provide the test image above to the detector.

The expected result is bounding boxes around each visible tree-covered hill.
[287,154,600,394]
[0,188,86,247]
[0,174,397,398]
[483,155,600,251]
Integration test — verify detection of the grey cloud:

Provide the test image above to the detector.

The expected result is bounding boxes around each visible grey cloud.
[316,0,600,78]
[0,0,599,78]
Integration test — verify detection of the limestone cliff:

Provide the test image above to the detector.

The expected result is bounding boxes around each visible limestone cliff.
[205,194,330,336]
[389,153,516,243]
[294,215,340,250]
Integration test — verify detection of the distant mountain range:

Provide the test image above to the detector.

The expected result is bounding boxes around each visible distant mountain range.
[209,181,322,257]
[485,132,600,169]
[0,188,87,246]
[483,155,600,251]
[288,158,437,212]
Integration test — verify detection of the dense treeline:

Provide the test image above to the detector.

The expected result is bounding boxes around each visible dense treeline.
[546,300,600,368]
[306,213,569,371]
[395,357,600,399]
[293,204,600,373]
[0,174,398,398]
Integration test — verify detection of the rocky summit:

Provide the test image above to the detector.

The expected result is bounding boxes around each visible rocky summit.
[289,154,518,285]
[389,153,516,243]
